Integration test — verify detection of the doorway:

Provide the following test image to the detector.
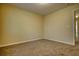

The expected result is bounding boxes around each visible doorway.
[75,10,79,43]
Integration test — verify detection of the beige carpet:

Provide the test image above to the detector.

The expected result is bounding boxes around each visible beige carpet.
[0,39,79,56]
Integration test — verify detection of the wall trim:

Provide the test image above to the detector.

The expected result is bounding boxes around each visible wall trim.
[46,38,75,46]
[0,38,75,48]
[0,38,41,48]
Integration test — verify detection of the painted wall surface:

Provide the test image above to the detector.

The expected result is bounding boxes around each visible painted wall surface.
[0,5,1,41]
[44,4,79,45]
[0,4,43,46]
[1,4,79,46]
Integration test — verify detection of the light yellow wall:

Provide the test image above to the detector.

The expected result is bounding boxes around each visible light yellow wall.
[1,4,79,46]
[0,4,2,43]
[44,4,79,45]
[0,4,43,46]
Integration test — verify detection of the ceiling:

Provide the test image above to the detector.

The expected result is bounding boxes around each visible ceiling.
[11,3,75,15]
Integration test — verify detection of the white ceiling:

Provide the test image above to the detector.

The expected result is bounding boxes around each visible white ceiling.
[11,3,74,15]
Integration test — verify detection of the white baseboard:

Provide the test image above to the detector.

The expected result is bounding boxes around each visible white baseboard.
[0,38,41,48]
[0,38,75,48]
[47,38,75,46]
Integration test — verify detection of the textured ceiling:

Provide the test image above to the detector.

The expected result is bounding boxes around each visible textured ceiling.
[11,3,74,15]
